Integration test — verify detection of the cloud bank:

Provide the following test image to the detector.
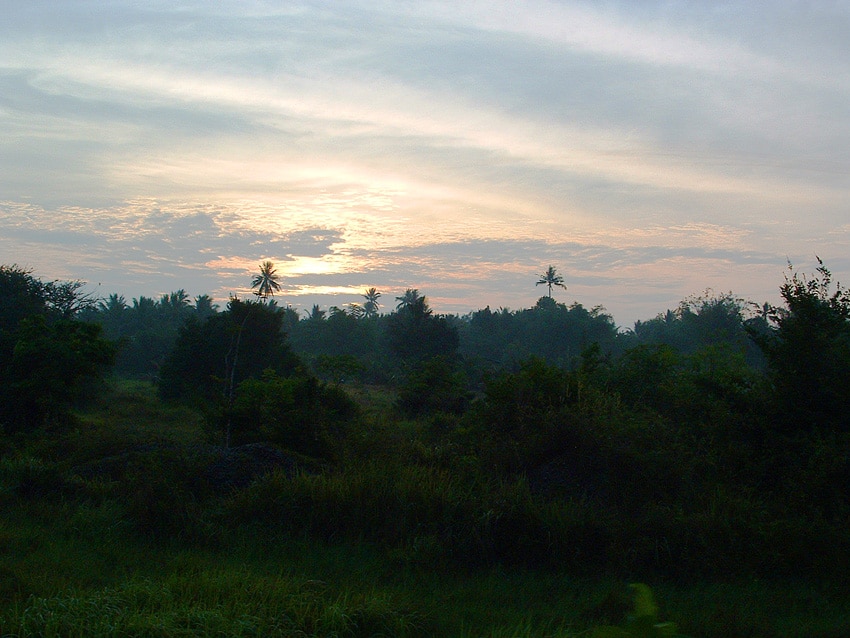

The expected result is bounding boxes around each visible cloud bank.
[1,1,848,325]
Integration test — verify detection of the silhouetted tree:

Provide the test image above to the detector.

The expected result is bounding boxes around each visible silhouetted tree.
[193,294,218,320]
[386,294,458,364]
[251,260,282,300]
[159,297,300,407]
[347,302,365,318]
[536,265,567,298]
[395,288,422,310]
[396,355,470,417]
[362,287,381,317]
[0,265,116,431]
[306,304,326,321]
[752,258,850,432]
[5,316,116,430]
[0,264,50,333]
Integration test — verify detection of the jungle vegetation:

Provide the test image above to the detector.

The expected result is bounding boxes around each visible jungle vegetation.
[2,260,850,637]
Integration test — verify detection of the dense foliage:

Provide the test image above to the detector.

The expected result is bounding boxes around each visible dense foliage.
[4,260,850,635]
[0,265,115,432]
[78,290,218,377]
[158,297,302,404]
[752,259,850,432]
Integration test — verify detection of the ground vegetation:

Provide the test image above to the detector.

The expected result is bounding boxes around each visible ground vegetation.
[3,262,850,636]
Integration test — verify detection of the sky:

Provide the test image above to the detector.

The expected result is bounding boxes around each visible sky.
[2,1,849,327]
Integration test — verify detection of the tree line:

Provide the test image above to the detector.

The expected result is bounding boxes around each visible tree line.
[4,258,849,440]
[3,259,850,579]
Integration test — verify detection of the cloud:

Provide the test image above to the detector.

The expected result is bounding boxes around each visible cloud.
[1,2,848,325]
[5,2,834,209]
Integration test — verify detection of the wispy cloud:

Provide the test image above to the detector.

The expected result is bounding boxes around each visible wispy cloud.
[1,2,848,325]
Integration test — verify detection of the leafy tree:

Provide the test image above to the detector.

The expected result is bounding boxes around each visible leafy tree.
[469,356,603,476]
[752,259,850,432]
[396,355,470,417]
[0,265,116,431]
[609,343,691,423]
[626,292,764,368]
[251,260,282,300]
[0,266,95,323]
[159,298,304,446]
[385,294,458,364]
[288,305,382,381]
[482,357,575,439]
[460,298,619,369]
[1,264,53,333]
[4,316,116,430]
[228,370,358,458]
[43,279,96,318]
[535,265,567,298]
[457,306,518,370]
[83,290,203,378]
[159,297,301,404]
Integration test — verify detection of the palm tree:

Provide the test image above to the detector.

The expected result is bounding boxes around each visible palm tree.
[306,304,326,321]
[251,261,282,300]
[98,293,127,315]
[132,295,156,318]
[96,293,127,337]
[362,287,381,318]
[193,294,218,320]
[395,288,422,310]
[160,289,190,312]
[749,301,775,324]
[535,266,567,298]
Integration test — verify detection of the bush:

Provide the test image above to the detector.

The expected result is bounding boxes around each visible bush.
[395,356,471,417]
[227,370,359,458]
[0,456,67,500]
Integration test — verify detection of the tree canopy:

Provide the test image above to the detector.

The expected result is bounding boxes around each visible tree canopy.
[251,261,282,300]
[535,265,567,298]
[751,259,850,432]
[0,265,115,432]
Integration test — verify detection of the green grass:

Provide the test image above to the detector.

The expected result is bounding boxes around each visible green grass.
[3,508,850,636]
[2,569,425,637]
[3,379,850,636]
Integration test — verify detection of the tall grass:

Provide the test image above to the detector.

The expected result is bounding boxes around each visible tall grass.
[5,379,850,636]
[1,570,426,637]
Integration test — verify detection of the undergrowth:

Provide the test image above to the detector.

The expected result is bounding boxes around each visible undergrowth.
[3,379,850,636]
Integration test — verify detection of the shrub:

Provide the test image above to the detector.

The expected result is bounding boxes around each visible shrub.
[227,370,359,458]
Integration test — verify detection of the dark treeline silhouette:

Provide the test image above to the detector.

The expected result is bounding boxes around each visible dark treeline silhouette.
[0,264,116,431]
[77,290,219,378]
[74,279,769,385]
[5,260,850,585]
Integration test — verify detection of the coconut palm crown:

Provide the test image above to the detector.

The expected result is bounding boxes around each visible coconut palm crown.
[535,265,567,298]
[251,261,282,300]
[362,287,381,317]
[395,288,423,310]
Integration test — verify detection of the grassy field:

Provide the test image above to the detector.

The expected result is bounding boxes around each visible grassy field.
[2,379,849,637]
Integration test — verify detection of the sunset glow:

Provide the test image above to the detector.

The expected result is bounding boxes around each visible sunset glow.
[2,2,848,325]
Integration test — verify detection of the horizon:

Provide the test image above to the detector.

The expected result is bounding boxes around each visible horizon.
[2,2,848,327]
[12,257,804,331]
